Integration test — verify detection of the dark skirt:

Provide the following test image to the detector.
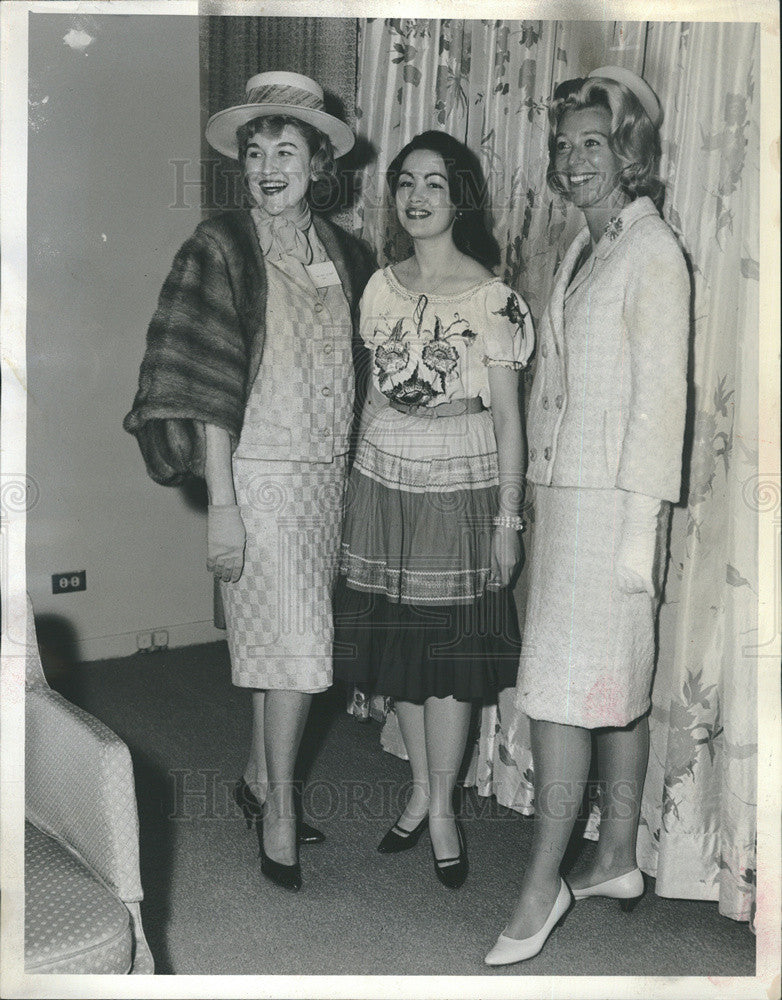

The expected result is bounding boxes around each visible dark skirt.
[333,578,521,704]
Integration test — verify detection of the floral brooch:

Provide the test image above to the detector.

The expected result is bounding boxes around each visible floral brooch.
[604,216,624,241]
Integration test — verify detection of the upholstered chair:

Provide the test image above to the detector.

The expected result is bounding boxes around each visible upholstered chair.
[24,595,154,974]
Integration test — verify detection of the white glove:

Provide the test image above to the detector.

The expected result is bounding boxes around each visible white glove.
[207,504,246,583]
[615,491,661,597]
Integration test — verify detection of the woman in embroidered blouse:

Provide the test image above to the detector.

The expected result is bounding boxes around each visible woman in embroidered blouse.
[335,131,534,889]
[125,73,374,892]
[485,70,689,964]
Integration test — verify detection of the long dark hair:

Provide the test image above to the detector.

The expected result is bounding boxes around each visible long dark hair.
[386,130,500,268]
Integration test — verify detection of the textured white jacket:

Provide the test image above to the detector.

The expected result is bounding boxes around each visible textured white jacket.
[526,196,690,503]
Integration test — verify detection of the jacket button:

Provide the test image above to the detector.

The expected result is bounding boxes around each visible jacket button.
[542,397,549,410]
[529,448,537,461]
[321,427,331,436]
[321,387,332,397]
[323,343,333,355]
[555,394,563,409]
[314,302,324,313]
[544,446,551,461]
[541,343,548,358]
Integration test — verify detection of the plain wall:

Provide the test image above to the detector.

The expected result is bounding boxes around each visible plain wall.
[26,13,225,659]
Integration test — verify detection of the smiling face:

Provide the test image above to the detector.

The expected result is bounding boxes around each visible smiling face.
[554,106,626,211]
[394,149,457,242]
[244,123,313,216]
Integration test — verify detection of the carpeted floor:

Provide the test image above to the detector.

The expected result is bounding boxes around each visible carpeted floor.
[50,640,756,977]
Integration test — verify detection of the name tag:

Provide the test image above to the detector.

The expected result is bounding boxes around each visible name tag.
[306,260,342,288]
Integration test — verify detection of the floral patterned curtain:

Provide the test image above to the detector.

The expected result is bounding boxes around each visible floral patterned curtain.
[351,18,759,920]
[633,21,759,923]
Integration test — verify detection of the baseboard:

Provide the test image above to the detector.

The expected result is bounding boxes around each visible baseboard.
[78,620,226,663]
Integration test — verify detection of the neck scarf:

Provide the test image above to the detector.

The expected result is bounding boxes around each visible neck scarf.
[251,202,312,264]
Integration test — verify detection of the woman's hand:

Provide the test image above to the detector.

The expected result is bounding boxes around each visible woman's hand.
[207,503,246,583]
[204,424,243,582]
[488,525,523,589]
[486,364,525,590]
[615,491,661,598]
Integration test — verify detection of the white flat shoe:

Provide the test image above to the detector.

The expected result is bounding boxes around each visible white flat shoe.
[484,879,572,966]
[571,867,644,911]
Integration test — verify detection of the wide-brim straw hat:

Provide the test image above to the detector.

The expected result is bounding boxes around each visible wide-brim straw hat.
[205,71,355,159]
[588,66,663,128]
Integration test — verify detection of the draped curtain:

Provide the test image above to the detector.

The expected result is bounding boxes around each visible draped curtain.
[636,21,759,924]
[353,18,759,920]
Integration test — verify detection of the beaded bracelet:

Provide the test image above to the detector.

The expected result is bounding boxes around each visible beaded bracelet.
[493,514,526,532]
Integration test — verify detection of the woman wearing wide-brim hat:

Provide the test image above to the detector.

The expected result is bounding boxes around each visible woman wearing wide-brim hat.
[484,66,690,964]
[125,71,375,892]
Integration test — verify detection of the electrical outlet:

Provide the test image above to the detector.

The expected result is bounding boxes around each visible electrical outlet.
[136,631,153,651]
[52,571,86,594]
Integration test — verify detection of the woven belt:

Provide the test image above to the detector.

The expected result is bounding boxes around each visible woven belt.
[388,397,485,418]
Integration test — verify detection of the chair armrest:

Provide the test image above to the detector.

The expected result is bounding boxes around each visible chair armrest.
[25,594,48,689]
[25,686,144,903]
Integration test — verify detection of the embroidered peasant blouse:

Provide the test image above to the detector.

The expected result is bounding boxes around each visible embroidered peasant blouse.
[359,268,534,408]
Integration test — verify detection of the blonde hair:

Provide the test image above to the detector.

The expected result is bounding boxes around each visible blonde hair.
[547,77,664,210]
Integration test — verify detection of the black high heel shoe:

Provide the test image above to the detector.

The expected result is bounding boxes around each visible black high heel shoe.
[377,813,429,853]
[233,779,325,845]
[431,820,467,889]
[260,845,302,892]
[234,779,263,829]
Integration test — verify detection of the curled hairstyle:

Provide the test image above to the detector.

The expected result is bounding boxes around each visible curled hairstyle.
[547,77,664,211]
[236,115,338,210]
[386,130,500,268]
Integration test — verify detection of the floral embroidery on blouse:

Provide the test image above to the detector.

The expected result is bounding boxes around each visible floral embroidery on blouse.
[373,294,480,404]
[363,271,534,407]
[493,292,528,330]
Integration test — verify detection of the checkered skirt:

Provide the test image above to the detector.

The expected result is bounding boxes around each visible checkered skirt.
[221,456,348,691]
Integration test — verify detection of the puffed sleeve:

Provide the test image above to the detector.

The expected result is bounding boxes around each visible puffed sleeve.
[480,281,535,370]
[616,223,690,502]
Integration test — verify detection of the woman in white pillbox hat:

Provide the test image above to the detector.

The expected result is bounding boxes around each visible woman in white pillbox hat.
[485,67,690,964]
[125,72,375,892]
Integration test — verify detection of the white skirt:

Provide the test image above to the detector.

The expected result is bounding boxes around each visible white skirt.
[516,483,663,728]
